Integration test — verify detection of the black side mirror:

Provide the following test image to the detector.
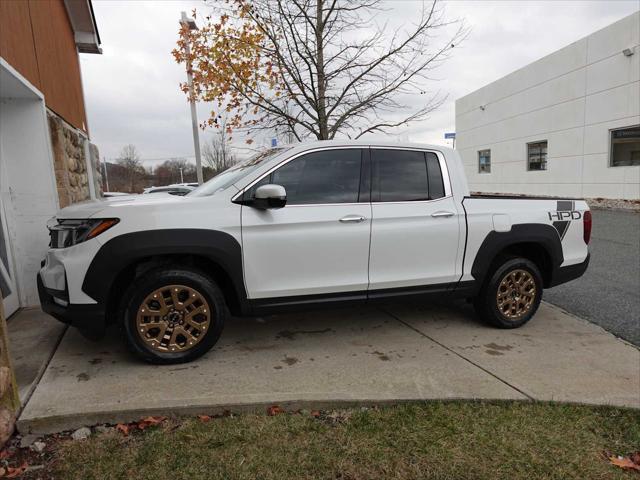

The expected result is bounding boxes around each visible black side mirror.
[252,184,287,209]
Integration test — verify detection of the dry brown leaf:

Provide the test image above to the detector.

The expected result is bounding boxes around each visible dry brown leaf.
[0,467,5,477]
[609,454,640,472]
[267,405,283,416]
[631,451,640,465]
[310,410,321,418]
[115,424,130,436]
[198,415,211,423]
[0,449,11,460]
[137,416,166,430]
[4,461,28,478]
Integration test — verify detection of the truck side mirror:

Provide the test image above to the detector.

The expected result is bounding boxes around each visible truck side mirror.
[253,184,287,210]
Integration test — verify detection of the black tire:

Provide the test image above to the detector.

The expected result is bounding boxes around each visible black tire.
[473,256,543,329]
[122,266,226,364]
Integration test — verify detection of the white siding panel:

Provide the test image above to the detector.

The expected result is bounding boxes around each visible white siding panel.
[586,51,638,94]
[585,82,640,125]
[548,155,583,183]
[582,183,625,198]
[623,182,640,199]
[586,12,639,64]
[582,153,626,183]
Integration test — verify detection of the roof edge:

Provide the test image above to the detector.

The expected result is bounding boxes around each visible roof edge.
[64,0,102,54]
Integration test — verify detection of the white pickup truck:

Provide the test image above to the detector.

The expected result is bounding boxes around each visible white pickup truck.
[38,141,591,363]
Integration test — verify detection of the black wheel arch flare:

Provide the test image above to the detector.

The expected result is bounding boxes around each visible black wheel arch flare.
[470,223,564,289]
[82,229,248,314]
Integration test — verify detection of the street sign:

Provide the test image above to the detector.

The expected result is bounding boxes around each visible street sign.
[271,138,278,147]
[444,132,456,139]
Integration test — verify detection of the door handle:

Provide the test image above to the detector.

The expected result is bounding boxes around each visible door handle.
[431,211,454,218]
[339,215,366,223]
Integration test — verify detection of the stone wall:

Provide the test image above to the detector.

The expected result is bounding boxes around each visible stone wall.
[47,111,98,208]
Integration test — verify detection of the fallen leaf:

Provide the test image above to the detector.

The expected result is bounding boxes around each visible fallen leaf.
[4,461,28,478]
[609,454,640,472]
[267,405,283,416]
[198,415,211,423]
[137,416,166,430]
[0,467,5,477]
[116,424,130,436]
[0,449,11,460]
[631,451,640,465]
[310,410,321,418]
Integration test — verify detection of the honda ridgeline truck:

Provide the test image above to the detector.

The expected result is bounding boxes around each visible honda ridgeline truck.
[38,141,591,363]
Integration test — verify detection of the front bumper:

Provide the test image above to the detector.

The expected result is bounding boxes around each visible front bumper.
[548,253,590,288]
[37,273,106,340]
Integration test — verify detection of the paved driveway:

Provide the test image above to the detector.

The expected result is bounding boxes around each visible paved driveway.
[17,301,639,434]
[545,209,640,345]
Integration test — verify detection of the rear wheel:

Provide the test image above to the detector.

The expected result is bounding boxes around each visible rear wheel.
[122,267,226,364]
[474,256,542,329]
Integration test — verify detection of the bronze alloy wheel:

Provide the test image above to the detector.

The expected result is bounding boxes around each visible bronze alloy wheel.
[135,284,212,353]
[496,269,537,321]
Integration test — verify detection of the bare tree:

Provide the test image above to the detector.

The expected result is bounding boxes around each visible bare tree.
[154,158,197,185]
[174,0,467,141]
[202,117,237,174]
[116,144,145,192]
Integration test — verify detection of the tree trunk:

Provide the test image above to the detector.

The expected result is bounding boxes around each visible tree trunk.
[0,299,19,447]
[315,0,329,140]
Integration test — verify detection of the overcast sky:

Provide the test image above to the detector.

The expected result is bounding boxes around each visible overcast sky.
[81,0,640,166]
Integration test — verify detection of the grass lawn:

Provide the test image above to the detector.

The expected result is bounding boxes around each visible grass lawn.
[42,401,640,479]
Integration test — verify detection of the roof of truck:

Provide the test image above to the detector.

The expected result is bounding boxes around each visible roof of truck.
[278,140,455,154]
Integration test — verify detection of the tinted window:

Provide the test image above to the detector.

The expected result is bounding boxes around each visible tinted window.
[248,149,363,205]
[189,147,289,197]
[426,152,445,199]
[372,149,429,202]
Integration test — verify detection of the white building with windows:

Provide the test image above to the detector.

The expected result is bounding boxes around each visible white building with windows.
[455,11,639,200]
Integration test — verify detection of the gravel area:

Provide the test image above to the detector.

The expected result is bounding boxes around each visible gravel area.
[586,198,640,212]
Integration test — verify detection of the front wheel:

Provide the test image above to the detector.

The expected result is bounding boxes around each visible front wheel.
[122,267,226,364]
[474,257,543,329]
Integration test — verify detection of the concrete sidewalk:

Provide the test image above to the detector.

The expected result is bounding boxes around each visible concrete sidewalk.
[17,301,640,434]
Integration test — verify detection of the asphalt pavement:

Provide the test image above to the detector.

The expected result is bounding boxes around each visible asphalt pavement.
[544,209,640,346]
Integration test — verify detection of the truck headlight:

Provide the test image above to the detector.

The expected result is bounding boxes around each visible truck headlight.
[48,219,119,248]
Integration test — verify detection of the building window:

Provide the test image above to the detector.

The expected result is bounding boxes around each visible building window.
[527,141,547,171]
[478,149,491,173]
[610,126,640,167]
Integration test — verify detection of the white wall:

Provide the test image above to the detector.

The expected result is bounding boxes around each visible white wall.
[455,11,640,199]
[0,92,60,308]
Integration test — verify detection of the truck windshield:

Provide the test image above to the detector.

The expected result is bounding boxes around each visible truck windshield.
[188,147,289,197]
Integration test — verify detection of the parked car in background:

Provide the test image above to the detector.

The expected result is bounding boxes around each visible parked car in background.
[38,141,591,364]
[102,192,132,198]
[142,184,195,196]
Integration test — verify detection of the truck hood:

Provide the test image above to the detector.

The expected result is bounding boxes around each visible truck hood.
[56,193,183,219]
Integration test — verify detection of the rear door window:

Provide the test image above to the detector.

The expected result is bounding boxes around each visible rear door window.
[426,152,445,199]
[371,149,446,201]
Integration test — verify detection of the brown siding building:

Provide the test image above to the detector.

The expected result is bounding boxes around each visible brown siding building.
[0,0,102,316]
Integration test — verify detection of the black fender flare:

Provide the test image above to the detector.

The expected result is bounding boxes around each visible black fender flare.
[470,223,563,286]
[82,229,247,309]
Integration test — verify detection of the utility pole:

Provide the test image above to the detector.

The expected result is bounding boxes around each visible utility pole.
[103,156,110,192]
[179,167,184,184]
[180,11,203,185]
